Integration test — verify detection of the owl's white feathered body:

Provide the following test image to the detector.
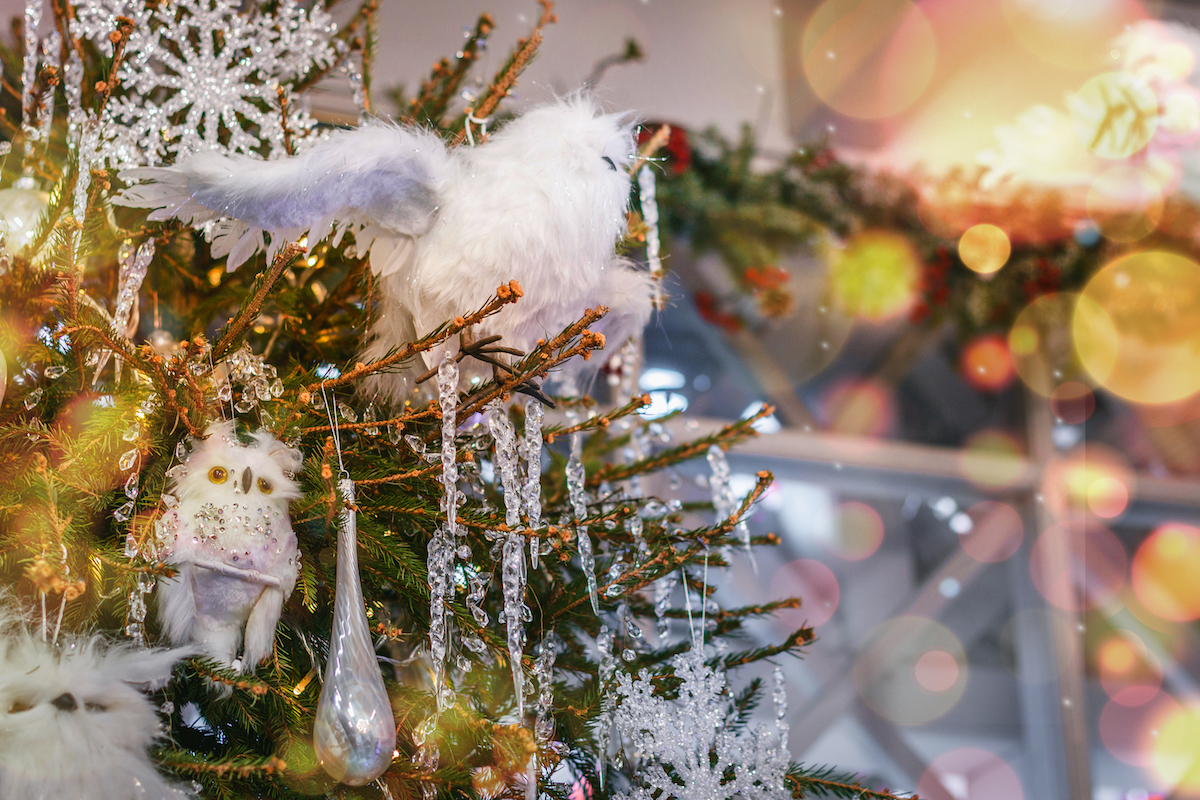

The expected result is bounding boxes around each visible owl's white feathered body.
[157,422,302,672]
[117,97,654,402]
[0,609,192,800]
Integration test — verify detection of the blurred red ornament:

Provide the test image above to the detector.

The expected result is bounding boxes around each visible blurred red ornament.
[694,291,743,333]
[961,335,1015,392]
[744,265,789,290]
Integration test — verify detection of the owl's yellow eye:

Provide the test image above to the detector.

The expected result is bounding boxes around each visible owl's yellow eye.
[257,477,273,494]
[208,467,228,484]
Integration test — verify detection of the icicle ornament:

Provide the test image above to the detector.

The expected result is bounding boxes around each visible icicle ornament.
[637,164,663,303]
[314,478,397,786]
[429,355,460,703]
[567,432,599,614]
[487,401,528,713]
[707,445,754,567]
[521,401,544,569]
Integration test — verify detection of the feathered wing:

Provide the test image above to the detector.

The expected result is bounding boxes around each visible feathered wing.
[241,586,284,670]
[115,124,455,270]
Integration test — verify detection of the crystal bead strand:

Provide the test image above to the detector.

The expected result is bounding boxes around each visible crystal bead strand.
[520,401,544,569]
[567,432,599,615]
[595,624,616,788]
[36,32,60,144]
[429,354,459,704]
[653,570,678,644]
[487,401,528,713]
[19,0,42,143]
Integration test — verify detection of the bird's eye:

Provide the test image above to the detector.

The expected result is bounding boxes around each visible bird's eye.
[208,467,228,484]
[257,477,273,494]
[601,156,617,171]
[85,702,107,712]
[8,700,32,713]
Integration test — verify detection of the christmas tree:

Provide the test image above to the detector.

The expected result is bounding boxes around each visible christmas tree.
[0,1,913,799]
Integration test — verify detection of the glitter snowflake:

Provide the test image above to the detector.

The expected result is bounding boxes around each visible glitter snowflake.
[71,0,338,166]
[609,652,791,800]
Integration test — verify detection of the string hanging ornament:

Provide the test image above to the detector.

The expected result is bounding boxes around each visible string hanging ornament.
[313,390,397,785]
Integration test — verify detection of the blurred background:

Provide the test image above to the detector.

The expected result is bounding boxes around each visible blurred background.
[310,2,1200,799]
[11,0,1198,797]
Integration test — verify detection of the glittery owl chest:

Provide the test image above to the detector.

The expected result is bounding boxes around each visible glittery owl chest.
[164,499,296,575]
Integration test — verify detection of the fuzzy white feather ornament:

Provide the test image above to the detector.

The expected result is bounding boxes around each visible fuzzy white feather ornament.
[156,421,303,672]
[0,607,194,800]
[116,96,655,402]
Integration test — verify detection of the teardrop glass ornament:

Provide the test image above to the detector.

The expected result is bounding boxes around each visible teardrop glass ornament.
[314,478,396,785]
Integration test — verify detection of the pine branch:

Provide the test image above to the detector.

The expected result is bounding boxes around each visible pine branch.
[787,766,918,799]
[212,243,306,361]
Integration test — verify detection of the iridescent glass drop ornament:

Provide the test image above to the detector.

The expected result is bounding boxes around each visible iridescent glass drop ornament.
[314,478,396,785]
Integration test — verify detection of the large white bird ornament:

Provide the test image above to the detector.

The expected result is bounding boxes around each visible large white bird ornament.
[117,96,655,403]
[156,422,303,673]
[0,607,194,800]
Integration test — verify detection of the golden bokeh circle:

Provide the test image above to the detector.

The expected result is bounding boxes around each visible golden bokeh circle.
[1009,293,1093,397]
[802,0,937,120]
[827,231,920,321]
[1086,166,1165,243]
[958,224,1011,274]
[1073,251,1200,405]
[1150,702,1200,792]
[1071,71,1159,160]
[1132,524,1200,622]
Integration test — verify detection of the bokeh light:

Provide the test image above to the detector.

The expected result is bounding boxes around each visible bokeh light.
[960,500,1024,563]
[1040,444,1133,520]
[830,502,885,561]
[827,231,919,321]
[1086,165,1165,243]
[1132,524,1200,622]
[1071,71,1159,159]
[802,0,936,120]
[1100,691,1181,766]
[1074,251,1200,405]
[1002,0,1144,72]
[960,334,1016,392]
[1150,702,1200,794]
[1029,520,1127,611]
[853,616,967,725]
[822,378,895,436]
[914,650,959,692]
[769,559,840,628]
[959,430,1026,490]
[1009,293,1092,396]
[917,748,1023,800]
[958,224,1011,274]
[1050,381,1096,424]
[1095,629,1163,707]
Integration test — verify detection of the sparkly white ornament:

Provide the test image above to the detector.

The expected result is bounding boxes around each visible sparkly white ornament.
[567,432,599,615]
[314,478,397,785]
[71,0,336,166]
[155,421,303,672]
[610,651,790,800]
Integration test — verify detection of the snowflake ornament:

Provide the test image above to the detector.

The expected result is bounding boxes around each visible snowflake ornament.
[71,0,338,166]
[609,651,791,800]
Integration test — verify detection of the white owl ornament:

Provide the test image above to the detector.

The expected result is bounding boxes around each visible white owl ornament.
[0,606,194,800]
[157,421,303,673]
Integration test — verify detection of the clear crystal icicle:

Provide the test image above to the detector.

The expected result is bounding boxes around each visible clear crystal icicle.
[707,444,755,569]
[521,401,544,569]
[314,478,397,785]
[487,401,528,714]
[595,624,616,788]
[428,355,459,705]
[19,0,42,141]
[567,432,599,615]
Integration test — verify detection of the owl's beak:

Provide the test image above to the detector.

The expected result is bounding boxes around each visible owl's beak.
[239,466,253,493]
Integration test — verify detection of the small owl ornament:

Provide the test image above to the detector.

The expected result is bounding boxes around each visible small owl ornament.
[0,605,194,800]
[157,421,303,673]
